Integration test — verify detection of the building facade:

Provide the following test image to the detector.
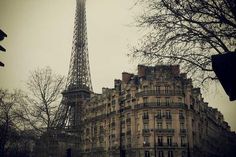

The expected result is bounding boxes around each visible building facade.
[80,65,236,157]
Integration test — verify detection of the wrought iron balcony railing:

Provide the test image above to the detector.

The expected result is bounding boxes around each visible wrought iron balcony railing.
[136,90,184,97]
[134,102,187,109]
[155,128,175,134]
[156,143,178,147]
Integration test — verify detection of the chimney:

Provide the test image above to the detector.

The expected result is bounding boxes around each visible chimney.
[138,65,146,77]
[171,65,180,76]
[114,79,121,91]
[122,72,133,84]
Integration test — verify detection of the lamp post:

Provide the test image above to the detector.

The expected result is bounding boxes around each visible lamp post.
[119,103,125,157]
[154,115,157,157]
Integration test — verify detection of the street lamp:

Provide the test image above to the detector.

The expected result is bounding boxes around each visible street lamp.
[119,104,125,157]
[153,115,157,157]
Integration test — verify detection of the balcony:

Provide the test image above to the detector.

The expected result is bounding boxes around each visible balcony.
[155,129,175,134]
[134,102,188,109]
[156,143,178,148]
[136,90,184,97]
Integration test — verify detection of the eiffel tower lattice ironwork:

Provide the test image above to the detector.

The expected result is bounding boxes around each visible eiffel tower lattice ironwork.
[53,0,92,129]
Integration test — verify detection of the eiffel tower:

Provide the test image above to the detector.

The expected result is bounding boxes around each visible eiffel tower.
[53,0,92,130]
[34,1,92,156]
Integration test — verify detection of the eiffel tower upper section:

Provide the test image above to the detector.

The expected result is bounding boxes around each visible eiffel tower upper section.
[66,0,92,92]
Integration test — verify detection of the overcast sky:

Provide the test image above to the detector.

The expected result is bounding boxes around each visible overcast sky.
[0,0,235,131]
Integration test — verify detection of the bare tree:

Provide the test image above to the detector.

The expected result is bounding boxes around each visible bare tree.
[0,89,27,157]
[23,67,65,133]
[131,0,236,83]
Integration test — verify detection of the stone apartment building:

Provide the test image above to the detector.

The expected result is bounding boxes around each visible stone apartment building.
[80,65,236,157]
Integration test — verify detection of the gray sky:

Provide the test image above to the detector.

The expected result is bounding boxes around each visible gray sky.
[0,0,236,131]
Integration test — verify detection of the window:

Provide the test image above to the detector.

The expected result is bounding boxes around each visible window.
[111,118,116,129]
[143,111,149,119]
[157,97,161,105]
[165,97,171,106]
[164,85,170,94]
[157,110,162,119]
[112,104,115,111]
[144,136,149,143]
[122,123,125,129]
[157,122,162,129]
[112,99,116,105]
[143,97,148,104]
[178,97,182,103]
[158,151,164,157]
[145,151,150,157]
[181,136,186,146]
[126,100,130,106]
[143,86,148,91]
[180,122,185,130]
[157,136,163,146]
[166,110,171,119]
[99,125,104,133]
[93,126,97,135]
[127,136,131,144]
[127,124,131,131]
[86,128,90,136]
[167,136,172,146]
[168,151,173,157]
[99,135,104,143]
[166,122,172,129]
[127,113,130,119]
[156,85,161,94]
[126,115,131,124]
[144,123,149,129]
[176,85,181,93]
[179,110,184,117]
